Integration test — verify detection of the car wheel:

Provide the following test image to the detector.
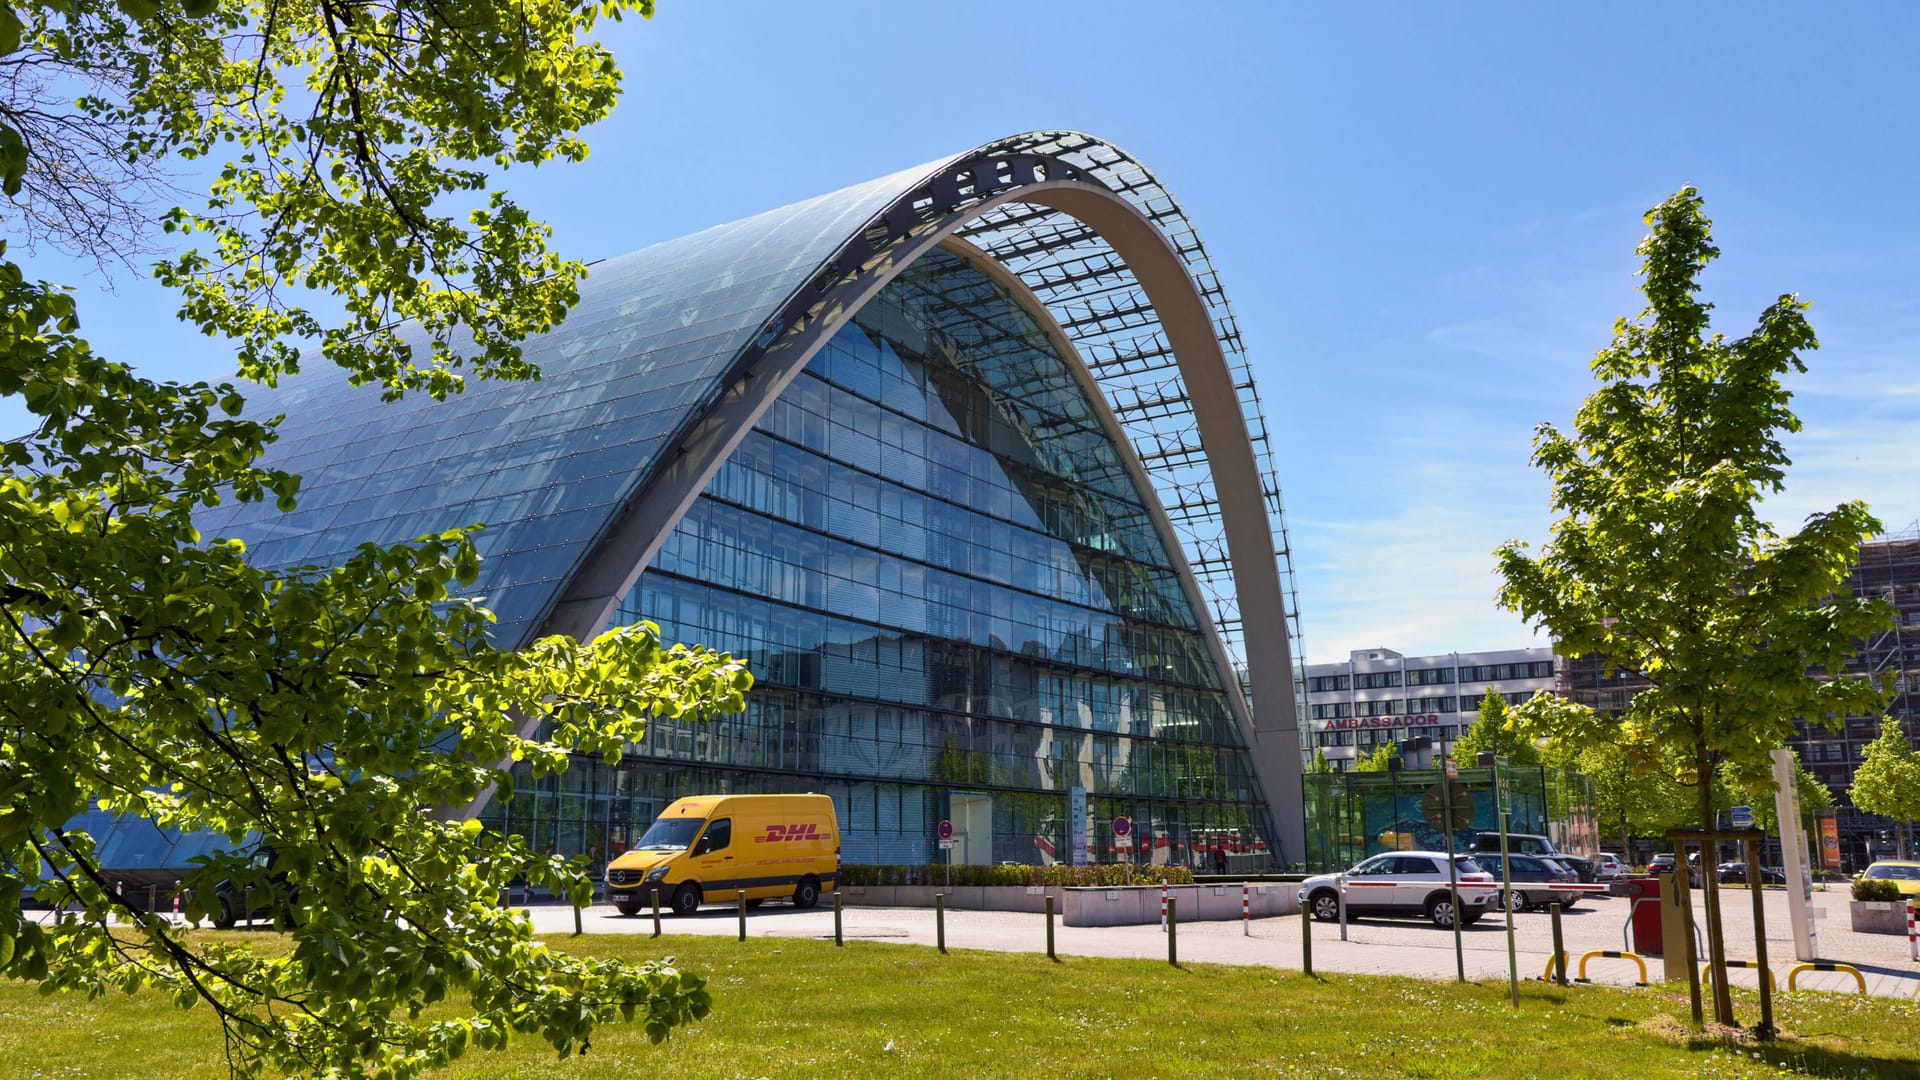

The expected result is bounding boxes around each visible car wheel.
[1308,889,1341,923]
[792,876,821,910]
[1427,896,1458,928]
[669,883,702,917]
[214,898,236,930]
[614,902,641,917]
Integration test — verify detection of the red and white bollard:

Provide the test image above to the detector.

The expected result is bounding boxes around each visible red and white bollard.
[171,880,182,922]
[1243,883,1251,936]
[1907,898,1915,962]
[1160,882,1169,932]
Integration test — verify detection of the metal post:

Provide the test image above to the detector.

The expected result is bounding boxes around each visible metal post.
[1678,857,1703,1027]
[833,891,843,947]
[1167,897,1178,967]
[1301,901,1313,976]
[651,891,661,938]
[1746,837,1774,1040]
[737,889,747,941]
[147,884,156,917]
[1045,895,1056,961]
[1550,903,1567,986]
[936,892,946,954]
[1500,792,1518,1008]
[1441,739,1464,983]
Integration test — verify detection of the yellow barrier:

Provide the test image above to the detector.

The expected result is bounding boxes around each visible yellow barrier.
[1785,962,1866,995]
[1539,952,1571,982]
[1700,960,1776,993]
[1576,949,1648,987]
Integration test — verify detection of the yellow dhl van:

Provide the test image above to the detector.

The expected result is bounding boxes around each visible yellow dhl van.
[605,794,839,916]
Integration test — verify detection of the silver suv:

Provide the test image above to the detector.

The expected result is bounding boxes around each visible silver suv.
[1297,851,1497,928]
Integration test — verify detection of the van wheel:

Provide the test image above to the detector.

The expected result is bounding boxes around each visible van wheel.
[614,902,640,917]
[669,884,702,917]
[793,876,821,909]
[214,898,237,930]
[1308,889,1341,922]
[746,899,764,910]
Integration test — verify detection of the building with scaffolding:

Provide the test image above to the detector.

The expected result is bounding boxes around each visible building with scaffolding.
[67,132,1311,881]
[1803,525,1920,866]
[1557,525,1920,869]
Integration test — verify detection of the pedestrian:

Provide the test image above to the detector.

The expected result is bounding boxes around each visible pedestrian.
[1211,843,1228,875]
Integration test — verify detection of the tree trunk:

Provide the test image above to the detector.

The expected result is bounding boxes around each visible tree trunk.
[1696,741,1734,1026]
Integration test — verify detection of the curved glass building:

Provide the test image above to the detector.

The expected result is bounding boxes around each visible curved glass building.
[109,132,1309,872]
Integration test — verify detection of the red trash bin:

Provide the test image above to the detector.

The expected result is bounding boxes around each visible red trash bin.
[1626,877,1663,955]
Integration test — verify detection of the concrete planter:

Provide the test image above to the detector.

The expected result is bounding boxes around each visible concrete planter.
[1061,884,1300,927]
[1847,899,1911,934]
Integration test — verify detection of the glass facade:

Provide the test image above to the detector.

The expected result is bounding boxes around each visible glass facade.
[478,249,1279,868]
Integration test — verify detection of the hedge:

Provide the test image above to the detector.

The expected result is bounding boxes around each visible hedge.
[1851,877,1906,902]
[838,864,1195,888]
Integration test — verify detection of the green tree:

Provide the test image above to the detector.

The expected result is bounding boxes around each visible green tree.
[0,0,758,1076]
[1354,742,1395,772]
[1493,188,1891,1027]
[1849,717,1920,856]
[1453,688,1542,766]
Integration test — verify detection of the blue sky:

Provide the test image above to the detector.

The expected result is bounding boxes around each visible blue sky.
[26,3,1920,663]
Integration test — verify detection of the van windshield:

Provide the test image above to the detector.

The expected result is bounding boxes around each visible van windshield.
[634,818,705,851]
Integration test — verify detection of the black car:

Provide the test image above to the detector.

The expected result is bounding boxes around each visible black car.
[212,849,298,929]
[1714,861,1787,885]
[1474,852,1581,911]
[1648,854,1676,874]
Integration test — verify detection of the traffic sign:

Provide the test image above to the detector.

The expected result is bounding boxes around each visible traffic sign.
[938,838,955,850]
[1731,805,1752,829]
[1444,756,1459,780]
[1112,816,1132,838]
[936,819,953,841]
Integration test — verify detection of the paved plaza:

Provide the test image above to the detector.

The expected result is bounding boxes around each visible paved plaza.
[521,886,1920,1000]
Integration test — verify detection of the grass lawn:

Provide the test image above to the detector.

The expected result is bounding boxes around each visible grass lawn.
[0,932,1915,1079]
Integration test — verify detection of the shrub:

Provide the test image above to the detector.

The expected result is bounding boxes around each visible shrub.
[838,864,1195,888]
[1851,877,1905,902]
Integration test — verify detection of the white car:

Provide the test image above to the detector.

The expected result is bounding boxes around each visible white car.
[1297,851,1497,928]
[1593,853,1627,880]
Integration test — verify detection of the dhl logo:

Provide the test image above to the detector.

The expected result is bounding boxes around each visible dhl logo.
[756,823,825,843]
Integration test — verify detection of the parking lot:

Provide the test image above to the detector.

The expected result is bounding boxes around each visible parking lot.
[520,884,1920,999]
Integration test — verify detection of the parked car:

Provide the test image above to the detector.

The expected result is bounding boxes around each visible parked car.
[1474,852,1582,911]
[1298,851,1496,929]
[1855,859,1920,896]
[212,848,297,929]
[1648,853,1676,874]
[1593,853,1626,880]
[1715,861,1787,886]
[1471,833,1595,882]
